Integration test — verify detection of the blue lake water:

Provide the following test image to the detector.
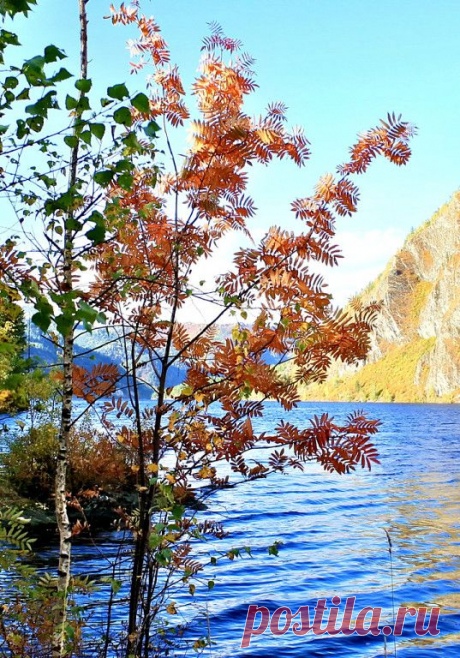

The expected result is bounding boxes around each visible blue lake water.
[180,401,460,657]
[4,401,460,656]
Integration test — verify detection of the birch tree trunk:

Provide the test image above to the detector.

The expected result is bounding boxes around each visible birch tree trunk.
[52,1,88,655]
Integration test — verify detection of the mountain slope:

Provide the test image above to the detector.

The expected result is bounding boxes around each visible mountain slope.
[301,191,460,403]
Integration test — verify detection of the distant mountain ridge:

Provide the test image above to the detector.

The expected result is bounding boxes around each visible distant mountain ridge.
[28,321,238,400]
[301,191,460,403]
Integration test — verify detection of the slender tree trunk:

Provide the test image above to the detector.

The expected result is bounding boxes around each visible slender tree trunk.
[125,148,182,655]
[52,2,88,656]
[126,334,148,653]
[126,270,180,657]
[53,332,74,658]
[126,361,166,657]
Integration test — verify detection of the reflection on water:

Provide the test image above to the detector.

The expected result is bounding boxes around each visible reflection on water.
[3,402,460,656]
[383,470,460,655]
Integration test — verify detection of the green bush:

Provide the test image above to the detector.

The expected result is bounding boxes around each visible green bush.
[2,423,58,500]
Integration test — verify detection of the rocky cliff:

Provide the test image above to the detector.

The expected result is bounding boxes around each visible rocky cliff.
[301,191,460,403]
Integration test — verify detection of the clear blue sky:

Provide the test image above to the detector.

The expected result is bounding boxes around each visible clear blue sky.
[10,0,460,304]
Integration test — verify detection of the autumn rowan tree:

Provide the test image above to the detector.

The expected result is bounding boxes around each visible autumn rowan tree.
[67,5,417,655]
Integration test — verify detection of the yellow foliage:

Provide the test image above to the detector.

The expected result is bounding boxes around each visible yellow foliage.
[300,338,436,403]
[403,281,433,333]
[0,389,12,408]
[197,465,214,479]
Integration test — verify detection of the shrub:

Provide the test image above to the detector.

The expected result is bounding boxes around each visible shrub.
[2,420,135,500]
[68,422,135,494]
[2,423,58,500]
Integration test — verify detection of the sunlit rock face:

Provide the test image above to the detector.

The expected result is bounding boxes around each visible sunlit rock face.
[368,192,460,395]
[303,191,460,402]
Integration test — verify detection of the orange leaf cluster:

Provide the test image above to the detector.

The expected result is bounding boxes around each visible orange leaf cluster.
[73,363,120,403]
[90,11,416,490]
